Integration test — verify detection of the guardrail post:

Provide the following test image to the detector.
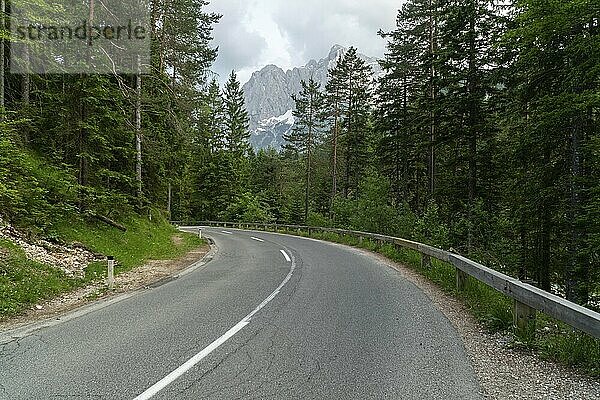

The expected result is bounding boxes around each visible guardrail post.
[456,268,468,291]
[421,253,431,269]
[513,299,536,336]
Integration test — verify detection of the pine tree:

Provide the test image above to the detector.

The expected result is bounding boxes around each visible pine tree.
[376,0,441,213]
[435,0,507,250]
[284,78,325,222]
[503,0,600,301]
[205,78,226,152]
[324,47,373,201]
[223,70,250,156]
[376,9,422,210]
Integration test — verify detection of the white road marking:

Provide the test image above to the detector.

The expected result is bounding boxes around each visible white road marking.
[133,250,296,400]
[221,230,233,235]
[250,237,264,242]
[280,249,291,262]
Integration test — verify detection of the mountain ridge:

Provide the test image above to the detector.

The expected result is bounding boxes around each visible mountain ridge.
[243,45,381,150]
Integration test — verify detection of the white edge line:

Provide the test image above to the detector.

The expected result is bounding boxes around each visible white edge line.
[280,249,291,262]
[250,237,264,242]
[133,249,295,400]
[0,240,218,346]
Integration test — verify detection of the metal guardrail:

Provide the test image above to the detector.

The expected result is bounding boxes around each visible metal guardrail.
[175,220,600,338]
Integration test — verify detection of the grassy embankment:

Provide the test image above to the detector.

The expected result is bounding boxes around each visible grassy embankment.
[278,227,599,377]
[0,213,204,321]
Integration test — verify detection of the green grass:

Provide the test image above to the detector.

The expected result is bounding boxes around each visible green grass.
[0,212,204,321]
[278,226,599,377]
[53,212,203,272]
[538,326,600,376]
[0,239,88,318]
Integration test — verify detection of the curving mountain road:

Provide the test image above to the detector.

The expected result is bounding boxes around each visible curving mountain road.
[0,227,481,399]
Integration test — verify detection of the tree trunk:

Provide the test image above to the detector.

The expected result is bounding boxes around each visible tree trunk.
[304,92,314,223]
[538,149,551,292]
[78,78,88,211]
[0,0,4,112]
[167,182,172,219]
[566,115,585,303]
[467,3,477,252]
[22,52,30,105]
[428,0,438,198]
[135,55,143,208]
[331,95,339,216]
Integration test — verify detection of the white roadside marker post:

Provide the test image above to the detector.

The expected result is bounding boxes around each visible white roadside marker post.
[198,228,202,238]
[107,256,115,290]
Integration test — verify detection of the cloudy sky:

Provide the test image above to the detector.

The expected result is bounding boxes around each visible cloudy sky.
[205,0,401,85]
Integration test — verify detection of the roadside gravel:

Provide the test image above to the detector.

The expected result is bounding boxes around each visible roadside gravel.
[369,250,600,400]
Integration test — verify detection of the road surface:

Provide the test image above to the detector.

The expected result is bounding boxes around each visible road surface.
[0,227,481,399]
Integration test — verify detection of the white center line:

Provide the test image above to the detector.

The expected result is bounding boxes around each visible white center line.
[133,249,296,400]
[250,237,264,242]
[221,230,233,235]
[280,249,291,262]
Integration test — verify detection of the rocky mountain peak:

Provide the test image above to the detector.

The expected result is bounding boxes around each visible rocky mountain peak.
[243,45,381,150]
[327,44,346,60]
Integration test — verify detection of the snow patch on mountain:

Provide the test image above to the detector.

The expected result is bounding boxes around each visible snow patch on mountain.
[250,109,295,150]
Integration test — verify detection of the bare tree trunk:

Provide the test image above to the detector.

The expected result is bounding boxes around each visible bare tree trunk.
[0,0,4,112]
[135,55,143,207]
[566,116,584,302]
[538,149,551,292]
[78,76,88,211]
[22,50,30,105]
[304,92,314,223]
[467,3,477,252]
[428,0,438,197]
[331,94,339,217]
[167,182,172,218]
[344,71,353,199]
[305,133,312,223]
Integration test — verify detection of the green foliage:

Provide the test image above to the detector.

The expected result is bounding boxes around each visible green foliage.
[413,202,451,249]
[539,330,600,377]
[0,214,203,319]
[306,212,334,228]
[284,78,326,222]
[0,239,81,318]
[222,192,274,223]
[223,71,251,156]
[54,211,202,271]
[0,127,77,232]
[324,46,374,199]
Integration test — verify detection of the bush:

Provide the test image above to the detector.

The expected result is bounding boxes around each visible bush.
[221,192,274,223]
[0,127,77,232]
[413,201,451,249]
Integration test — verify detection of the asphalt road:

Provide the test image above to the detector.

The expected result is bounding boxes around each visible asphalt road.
[0,227,481,399]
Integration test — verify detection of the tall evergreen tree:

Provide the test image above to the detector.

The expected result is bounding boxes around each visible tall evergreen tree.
[503,0,599,301]
[376,10,422,210]
[324,47,373,201]
[223,70,250,156]
[435,0,507,250]
[284,78,325,222]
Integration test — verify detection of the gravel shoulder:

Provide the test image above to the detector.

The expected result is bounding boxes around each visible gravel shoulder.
[366,249,600,400]
[0,243,210,333]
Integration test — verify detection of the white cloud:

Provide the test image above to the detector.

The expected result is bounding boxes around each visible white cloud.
[206,0,402,85]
